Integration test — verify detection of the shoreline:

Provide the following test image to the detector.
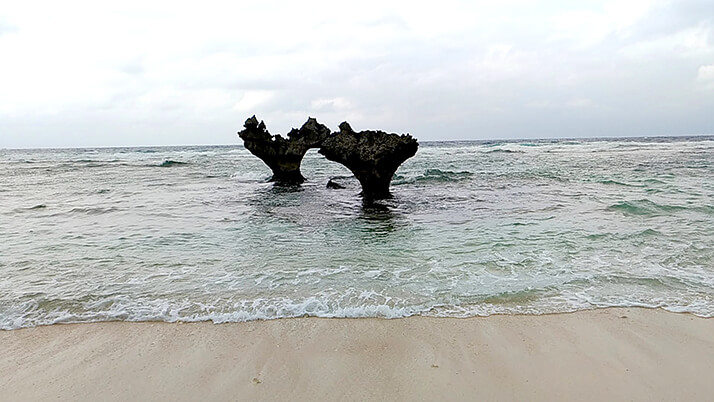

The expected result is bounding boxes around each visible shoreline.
[2,307,713,401]
[4,304,711,332]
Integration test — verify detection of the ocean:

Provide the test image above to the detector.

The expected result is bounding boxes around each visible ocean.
[1,137,713,329]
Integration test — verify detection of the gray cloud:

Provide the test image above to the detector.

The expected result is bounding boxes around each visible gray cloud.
[1,1,713,148]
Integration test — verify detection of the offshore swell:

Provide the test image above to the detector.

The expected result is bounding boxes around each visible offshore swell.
[1,137,713,329]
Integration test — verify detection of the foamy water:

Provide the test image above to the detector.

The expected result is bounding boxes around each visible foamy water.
[1,137,713,329]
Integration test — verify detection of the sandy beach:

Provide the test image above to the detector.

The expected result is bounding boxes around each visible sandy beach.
[1,307,712,401]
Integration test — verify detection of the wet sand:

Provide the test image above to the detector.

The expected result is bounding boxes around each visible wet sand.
[1,308,713,401]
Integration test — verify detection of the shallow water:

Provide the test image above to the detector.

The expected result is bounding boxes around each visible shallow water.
[1,137,713,329]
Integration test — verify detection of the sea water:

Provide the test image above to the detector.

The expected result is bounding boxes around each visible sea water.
[1,137,713,329]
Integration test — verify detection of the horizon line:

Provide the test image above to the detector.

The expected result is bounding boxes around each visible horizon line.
[2,133,713,151]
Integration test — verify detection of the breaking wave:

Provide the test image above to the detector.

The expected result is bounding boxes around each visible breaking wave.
[394,169,473,185]
[158,160,188,167]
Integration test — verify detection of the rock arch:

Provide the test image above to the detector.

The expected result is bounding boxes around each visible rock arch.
[238,116,330,183]
[238,116,418,200]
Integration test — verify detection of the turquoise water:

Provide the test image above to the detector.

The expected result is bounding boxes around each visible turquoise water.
[1,137,713,329]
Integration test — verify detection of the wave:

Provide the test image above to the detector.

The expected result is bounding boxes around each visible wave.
[158,160,188,167]
[484,149,524,154]
[393,169,473,185]
[607,199,688,216]
[66,207,121,215]
[12,204,47,213]
[585,228,661,240]
[598,180,644,187]
[696,205,714,215]
[3,288,713,330]
[647,178,672,186]
[480,287,550,305]
[70,159,120,164]
[11,160,126,169]
[60,159,126,169]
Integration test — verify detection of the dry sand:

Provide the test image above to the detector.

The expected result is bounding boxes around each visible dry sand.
[1,307,713,401]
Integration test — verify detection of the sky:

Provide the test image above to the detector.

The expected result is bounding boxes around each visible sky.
[1,0,713,148]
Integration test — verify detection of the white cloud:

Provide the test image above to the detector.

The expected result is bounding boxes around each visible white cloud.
[698,64,714,81]
[233,91,275,113]
[0,17,17,36]
[697,64,714,89]
[311,97,352,111]
[620,25,712,59]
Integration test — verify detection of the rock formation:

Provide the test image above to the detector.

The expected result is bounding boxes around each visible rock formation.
[238,116,331,183]
[319,122,418,200]
[326,179,345,189]
[238,116,419,199]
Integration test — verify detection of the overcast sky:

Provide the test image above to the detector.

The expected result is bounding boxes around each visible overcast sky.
[1,0,713,148]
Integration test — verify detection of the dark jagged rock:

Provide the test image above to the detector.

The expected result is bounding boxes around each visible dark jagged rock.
[326,179,345,189]
[238,116,330,183]
[319,122,418,200]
